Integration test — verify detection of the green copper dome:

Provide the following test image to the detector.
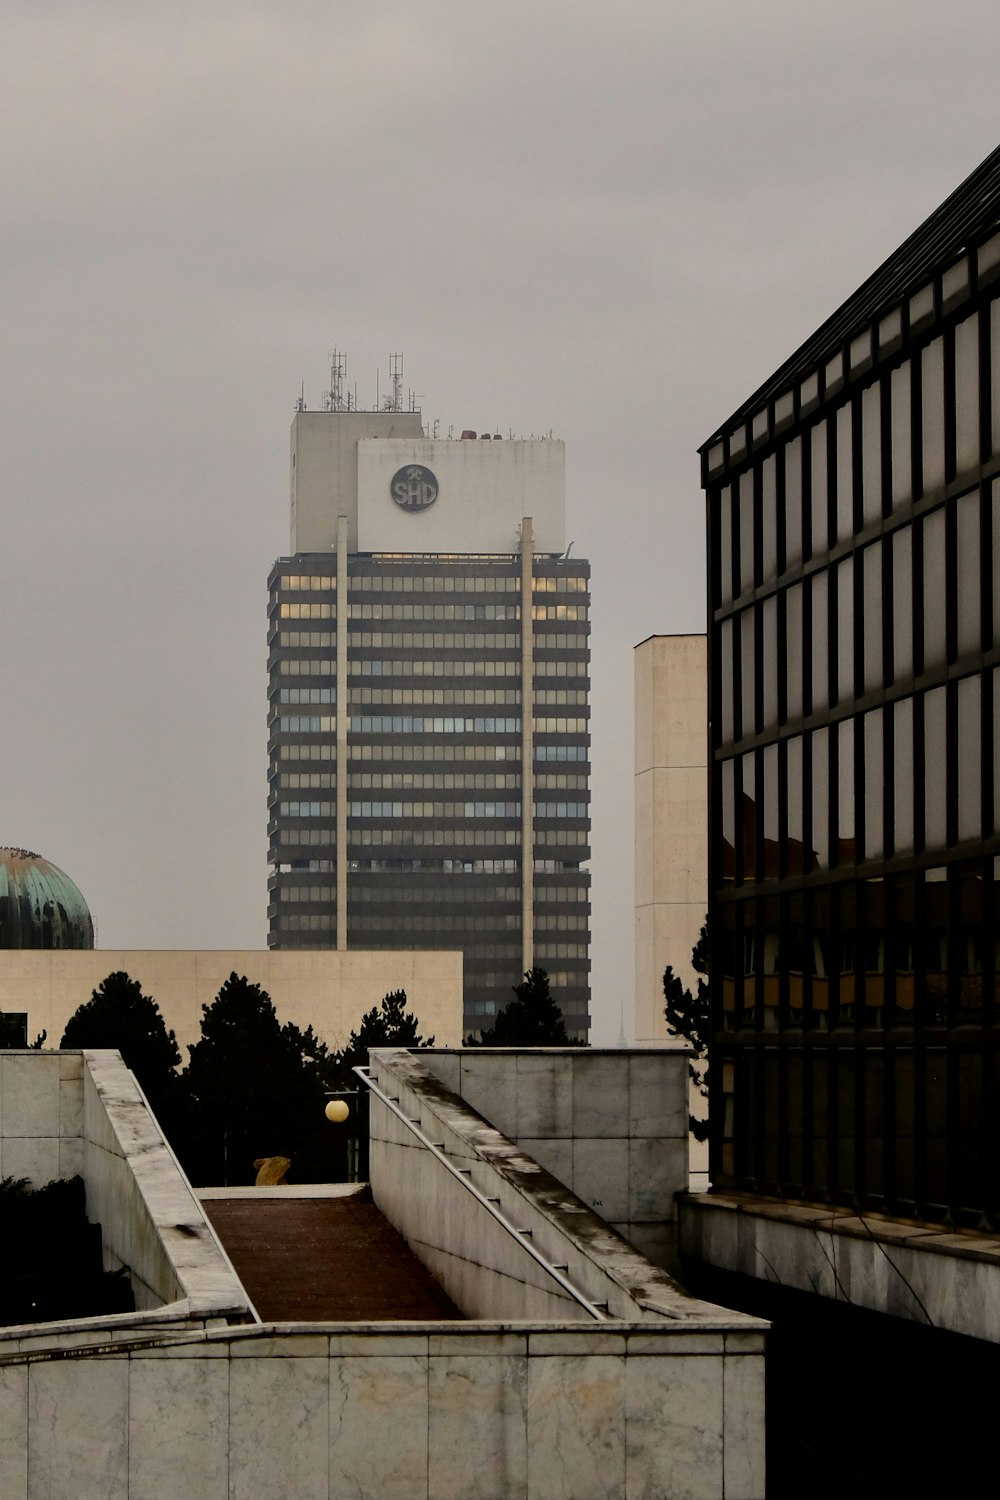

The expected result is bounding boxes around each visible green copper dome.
[0,848,94,949]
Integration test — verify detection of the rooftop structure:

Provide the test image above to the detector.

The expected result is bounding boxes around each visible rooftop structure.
[0,847,94,950]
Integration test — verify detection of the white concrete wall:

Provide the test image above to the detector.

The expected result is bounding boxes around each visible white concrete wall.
[81,1051,252,1317]
[357,437,566,555]
[0,1049,83,1187]
[634,634,708,1046]
[421,1048,689,1269]
[291,410,424,552]
[368,1050,736,1324]
[0,947,463,1057]
[681,1191,1000,1347]
[0,1320,765,1500]
[0,1049,252,1323]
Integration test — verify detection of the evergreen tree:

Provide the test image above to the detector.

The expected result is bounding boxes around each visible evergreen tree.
[468,967,581,1046]
[181,973,335,1186]
[663,922,710,1142]
[334,989,435,1078]
[60,972,180,1120]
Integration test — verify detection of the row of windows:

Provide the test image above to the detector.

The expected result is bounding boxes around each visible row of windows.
[347,829,523,848]
[717,300,1000,605]
[348,743,521,763]
[349,688,521,707]
[534,690,588,706]
[276,883,588,912]
[720,669,997,882]
[534,745,588,762]
[534,719,589,734]
[278,631,335,648]
[347,857,522,874]
[350,913,522,933]
[278,774,335,789]
[275,570,584,599]
[532,576,588,593]
[347,632,519,650]
[348,772,521,791]
[277,688,335,705]
[531,605,589,621]
[349,603,520,622]
[536,943,589,959]
[277,743,335,761]
[534,774,587,789]
[352,659,520,678]
[534,802,589,818]
[719,483,998,745]
[349,574,519,593]
[347,800,522,819]
[279,603,334,619]
[277,716,335,733]
[348,656,589,679]
[347,884,520,904]
[277,574,335,591]
[350,715,521,734]
[279,659,333,677]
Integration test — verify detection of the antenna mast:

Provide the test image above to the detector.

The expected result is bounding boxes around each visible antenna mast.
[323,349,349,411]
[388,352,403,413]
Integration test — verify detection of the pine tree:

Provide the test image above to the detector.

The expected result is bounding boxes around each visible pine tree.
[181,973,334,1186]
[60,972,180,1120]
[663,922,710,1141]
[469,967,581,1046]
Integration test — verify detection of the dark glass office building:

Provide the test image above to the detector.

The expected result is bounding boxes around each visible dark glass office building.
[701,145,1000,1228]
[268,410,590,1038]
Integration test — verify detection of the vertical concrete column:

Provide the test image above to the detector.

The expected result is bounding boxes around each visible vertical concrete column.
[336,514,348,951]
[520,517,534,974]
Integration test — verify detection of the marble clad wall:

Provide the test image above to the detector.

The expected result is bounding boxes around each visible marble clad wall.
[0,1049,251,1323]
[0,1050,83,1187]
[418,1048,689,1269]
[367,1050,734,1325]
[80,1051,252,1320]
[0,1322,766,1500]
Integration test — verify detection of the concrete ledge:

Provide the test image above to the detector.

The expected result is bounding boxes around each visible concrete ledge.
[369,1050,764,1330]
[680,1191,1000,1344]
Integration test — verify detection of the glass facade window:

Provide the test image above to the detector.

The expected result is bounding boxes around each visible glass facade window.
[704,215,1000,1225]
[784,436,803,570]
[921,337,946,492]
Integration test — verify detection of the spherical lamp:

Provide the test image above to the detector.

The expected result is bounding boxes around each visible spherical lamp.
[325,1099,350,1124]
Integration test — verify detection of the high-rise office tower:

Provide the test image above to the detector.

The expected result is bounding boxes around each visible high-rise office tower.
[267,398,591,1038]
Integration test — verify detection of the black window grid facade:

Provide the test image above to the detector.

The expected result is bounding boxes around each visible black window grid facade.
[267,555,591,1038]
[704,216,1000,1229]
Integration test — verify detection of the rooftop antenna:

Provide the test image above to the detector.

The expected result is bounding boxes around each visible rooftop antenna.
[323,349,348,411]
[388,352,403,413]
[295,381,306,412]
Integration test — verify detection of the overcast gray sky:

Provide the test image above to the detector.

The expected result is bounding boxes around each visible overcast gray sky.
[2,1,998,1041]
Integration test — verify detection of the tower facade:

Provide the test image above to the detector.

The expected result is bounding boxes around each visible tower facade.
[268,409,591,1038]
[701,144,1000,1227]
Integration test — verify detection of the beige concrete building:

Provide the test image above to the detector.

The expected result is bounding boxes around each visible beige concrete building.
[0,948,463,1056]
[634,634,708,1045]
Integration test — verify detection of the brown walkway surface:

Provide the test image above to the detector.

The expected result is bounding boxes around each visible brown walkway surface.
[203,1190,463,1322]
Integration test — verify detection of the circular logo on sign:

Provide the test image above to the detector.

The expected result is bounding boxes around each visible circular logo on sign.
[390,464,439,512]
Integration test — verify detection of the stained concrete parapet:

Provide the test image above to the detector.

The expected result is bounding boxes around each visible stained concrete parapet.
[680,1190,1000,1344]
[418,1046,689,1269]
[0,1049,253,1339]
[0,1318,765,1500]
[368,1049,759,1328]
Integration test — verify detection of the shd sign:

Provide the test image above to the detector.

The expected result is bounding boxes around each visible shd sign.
[390,465,439,512]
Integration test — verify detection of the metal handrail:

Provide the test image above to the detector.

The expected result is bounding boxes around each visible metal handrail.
[355,1066,610,1322]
